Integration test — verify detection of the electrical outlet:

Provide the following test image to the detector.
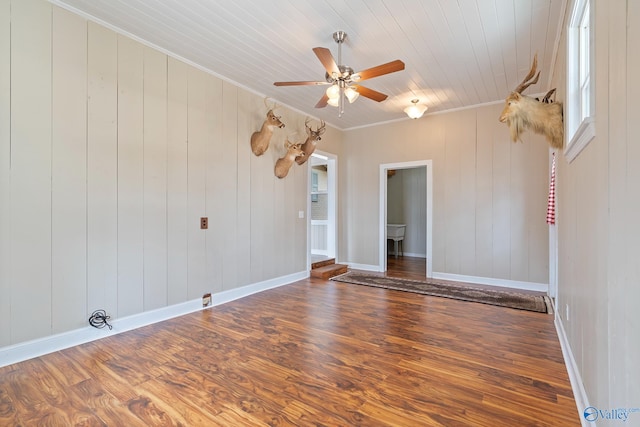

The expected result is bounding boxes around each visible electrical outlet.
[565,304,570,321]
[200,217,208,229]
[202,293,211,307]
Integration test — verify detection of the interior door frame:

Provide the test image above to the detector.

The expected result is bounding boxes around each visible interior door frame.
[307,150,337,265]
[379,160,433,277]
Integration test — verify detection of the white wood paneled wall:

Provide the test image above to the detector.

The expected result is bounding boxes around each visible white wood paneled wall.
[142,47,168,311]
[553,0,640,409]
[10,0,53,343]
[87,21,118,321]
[0,0,310,347]
[341,103,549,284]
[52,7,88,333]
[167,57,189,305]
[117,35,145,317]
[0,0,11,345]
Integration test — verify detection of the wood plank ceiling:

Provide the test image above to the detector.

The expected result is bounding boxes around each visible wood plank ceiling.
[51,0,566,130]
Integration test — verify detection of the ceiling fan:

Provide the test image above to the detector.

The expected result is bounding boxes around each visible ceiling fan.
[274,31,405,116]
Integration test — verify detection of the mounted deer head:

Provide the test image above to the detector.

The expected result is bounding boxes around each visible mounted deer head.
[250,98,285,156]
[499,54,564,149]
[275,138,305,179]
[295,118,327,165]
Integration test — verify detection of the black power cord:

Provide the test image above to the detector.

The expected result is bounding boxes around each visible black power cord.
[89,309,113,330]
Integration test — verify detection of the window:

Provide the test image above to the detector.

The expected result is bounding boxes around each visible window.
[565,0,595,161]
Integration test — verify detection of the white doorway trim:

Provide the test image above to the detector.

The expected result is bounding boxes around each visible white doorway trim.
[379,160,433,277]
[308,150,337,267]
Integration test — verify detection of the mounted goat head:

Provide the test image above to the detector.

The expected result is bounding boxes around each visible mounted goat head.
[275,138,305,179]
[499,54,564,149]
[295,118,327,165]
[251,98,285,156]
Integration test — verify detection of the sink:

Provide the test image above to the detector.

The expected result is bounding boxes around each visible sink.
[387,224,406,238]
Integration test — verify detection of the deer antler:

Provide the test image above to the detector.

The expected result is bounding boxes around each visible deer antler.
[305,117,326,133]
[514,54,540,94]
[264,97,278,112]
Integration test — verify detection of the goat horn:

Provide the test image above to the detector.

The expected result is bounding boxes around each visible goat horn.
[514,54,540,94]
[542,88,556,103]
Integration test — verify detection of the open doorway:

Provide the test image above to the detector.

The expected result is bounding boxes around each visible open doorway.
[379,160,433,277]
[308,151,337,265]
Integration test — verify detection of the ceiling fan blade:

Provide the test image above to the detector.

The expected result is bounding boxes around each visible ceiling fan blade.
[353,85,388,102]
[315,93,329,108]
[274,81,329,86]
[312,47,340,77]
[353,60,405,82]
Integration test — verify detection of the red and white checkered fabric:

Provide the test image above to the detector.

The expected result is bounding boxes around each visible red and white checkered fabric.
[546,153,556,225]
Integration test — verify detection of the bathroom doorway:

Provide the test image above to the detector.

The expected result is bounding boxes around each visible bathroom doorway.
[379,160,433,277]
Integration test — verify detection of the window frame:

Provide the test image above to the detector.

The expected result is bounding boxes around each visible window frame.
[565,0,595,162]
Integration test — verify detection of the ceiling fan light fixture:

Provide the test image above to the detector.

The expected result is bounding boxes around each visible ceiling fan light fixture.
[326,84,340,100]
[404,99,427,119]
[327,96,340,107]
[344,86,359,103]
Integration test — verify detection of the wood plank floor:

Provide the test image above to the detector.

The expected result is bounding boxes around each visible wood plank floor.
[0,257,579,426]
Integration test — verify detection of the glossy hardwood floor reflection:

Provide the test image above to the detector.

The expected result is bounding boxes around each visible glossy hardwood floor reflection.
[0,261,579,426]
[386,254,428,280]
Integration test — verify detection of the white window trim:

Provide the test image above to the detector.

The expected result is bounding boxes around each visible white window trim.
[565,0,595,162]
[565,116,595,160]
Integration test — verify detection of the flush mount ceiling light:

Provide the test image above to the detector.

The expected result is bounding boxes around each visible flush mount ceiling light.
[404,99,428,119]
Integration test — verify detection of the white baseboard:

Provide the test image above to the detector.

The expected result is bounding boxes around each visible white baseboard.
[554,312,590,426]
[0,270,308,368]
[344,262,382,272]
[401,252,426,258]
[432,272,548,293]
[209,271,308,306]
